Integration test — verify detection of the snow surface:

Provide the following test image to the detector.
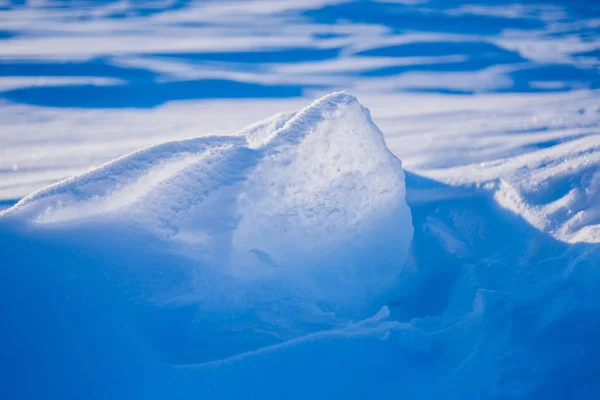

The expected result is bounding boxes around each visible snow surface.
[1,1,600,399]
[2,92,599,400]
[1,92,413,365]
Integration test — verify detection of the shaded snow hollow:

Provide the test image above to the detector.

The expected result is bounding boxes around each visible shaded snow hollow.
[1,92,413,362]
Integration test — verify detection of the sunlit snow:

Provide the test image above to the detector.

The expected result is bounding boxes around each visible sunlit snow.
[0,1,599,399]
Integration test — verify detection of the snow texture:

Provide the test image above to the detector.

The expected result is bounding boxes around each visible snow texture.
[1,1,600,398]
[1,92,599,400]
[1,92,413,363]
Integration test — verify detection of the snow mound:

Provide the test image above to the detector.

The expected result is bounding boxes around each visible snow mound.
[1,92,413,362]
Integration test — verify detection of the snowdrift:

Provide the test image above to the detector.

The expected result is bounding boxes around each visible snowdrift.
[1,93,599,400]
[1,92,413,364]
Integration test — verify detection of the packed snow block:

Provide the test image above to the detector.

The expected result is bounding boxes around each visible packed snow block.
[1,92,413,363]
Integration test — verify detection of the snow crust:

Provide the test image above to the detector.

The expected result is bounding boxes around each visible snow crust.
[1,1,599,398]
[1,92,413,362]
[3,87,600,400]
[1,91,599,400]
[372,90,600,244]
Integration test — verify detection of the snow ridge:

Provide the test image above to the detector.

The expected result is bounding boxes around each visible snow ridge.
[0,93,413,363]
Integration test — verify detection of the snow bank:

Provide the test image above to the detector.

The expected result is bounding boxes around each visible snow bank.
[2,92,600,400]
[1,92,413,362]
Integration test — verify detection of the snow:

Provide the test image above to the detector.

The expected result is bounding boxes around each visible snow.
[1,1,600,399]
[3,91,599,244]
[384,90,600,244]
[1,92,413,365]
[2,90,599,399]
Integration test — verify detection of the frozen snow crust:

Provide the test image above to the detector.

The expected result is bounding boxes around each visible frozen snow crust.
[1,92,413,362]
[1,93,599,400]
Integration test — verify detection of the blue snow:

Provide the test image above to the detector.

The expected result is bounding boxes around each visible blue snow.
[0,1,599,399]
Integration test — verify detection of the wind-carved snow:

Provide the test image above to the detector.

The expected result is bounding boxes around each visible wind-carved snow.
[420,132,600,244]
[1,92,413,362]
[1,91,599,399]
[376,90,600,244]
